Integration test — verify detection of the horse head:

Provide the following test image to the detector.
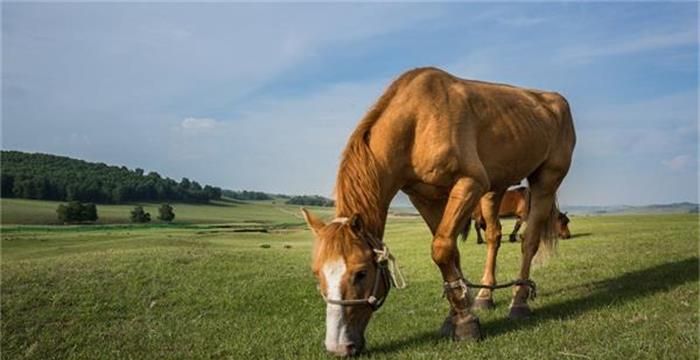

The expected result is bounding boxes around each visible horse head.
[557,211,571,239]
[302,208,391,357]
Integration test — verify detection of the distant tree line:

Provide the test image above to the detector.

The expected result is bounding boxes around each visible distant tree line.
[222,190,274,201]
[1,151,222,204]
[285,195,335,207]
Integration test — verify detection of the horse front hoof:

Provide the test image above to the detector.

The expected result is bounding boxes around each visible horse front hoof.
[439,315,454,338]
[508,234,518,243]
[508,305,532,320]
[441,314,482,341]
[472,297,495,310]
[453,316,482,341]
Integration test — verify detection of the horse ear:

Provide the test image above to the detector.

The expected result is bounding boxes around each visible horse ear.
[349,213,363,234]
[300,208,325,235]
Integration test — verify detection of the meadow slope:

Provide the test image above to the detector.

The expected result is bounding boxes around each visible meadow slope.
[0,198,334,225]
[1,209,698,359]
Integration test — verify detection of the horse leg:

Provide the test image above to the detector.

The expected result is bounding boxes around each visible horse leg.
[509,218,523,243]
[472,199,484,244]
[510,167,565,319]
[432,177,485,341]
[475,217,485,244]
[408,194,446,236]
[473,190,505,310]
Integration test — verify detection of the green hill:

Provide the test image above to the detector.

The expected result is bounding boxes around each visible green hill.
[1,150,222,204]
[0,197,335,226]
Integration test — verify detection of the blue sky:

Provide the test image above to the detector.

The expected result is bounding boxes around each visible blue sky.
[2,2,697,206]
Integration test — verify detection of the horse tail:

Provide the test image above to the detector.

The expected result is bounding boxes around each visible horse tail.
[525,186,532,217]
[534,193,560,262]
[459,217,472,242]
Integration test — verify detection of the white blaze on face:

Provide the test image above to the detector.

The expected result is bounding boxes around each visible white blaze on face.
[322,258,350,351]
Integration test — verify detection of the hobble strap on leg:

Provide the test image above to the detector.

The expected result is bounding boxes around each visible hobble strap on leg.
[443,278,471,313]
[513,279,537,300]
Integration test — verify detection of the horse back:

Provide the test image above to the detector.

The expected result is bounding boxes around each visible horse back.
[371,67,574,195]
[498,186,529,219]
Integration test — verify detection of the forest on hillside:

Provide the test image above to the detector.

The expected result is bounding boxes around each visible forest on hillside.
[285,195,335,207]
[1,151,222,204]
[222,190,334,207]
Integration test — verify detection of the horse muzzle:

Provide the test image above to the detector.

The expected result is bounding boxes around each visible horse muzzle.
[326,340,364,357]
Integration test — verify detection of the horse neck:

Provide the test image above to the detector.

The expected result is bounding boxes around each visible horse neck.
[335,162,398,240]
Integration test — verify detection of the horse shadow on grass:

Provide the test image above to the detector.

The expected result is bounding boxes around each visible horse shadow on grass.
[368,256,699,356]
[565,232,593,240]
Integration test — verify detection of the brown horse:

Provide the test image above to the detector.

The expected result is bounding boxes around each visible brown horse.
[556,211,571,239]
[471,185,529,244]
[302,67,575,356]
[470,186,572,244]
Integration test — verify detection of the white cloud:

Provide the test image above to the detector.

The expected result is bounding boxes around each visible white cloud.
[166,78,388,195]
[3,3,698,206]
[497,16,546,27]
[558,29,697,64]
[181,117,219,130]
[663,154,693,171]
[574,90,697,158]
[2,3,442,125]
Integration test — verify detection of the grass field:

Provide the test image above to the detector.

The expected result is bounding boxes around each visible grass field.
[1,199,698,359]
[0,198,334,226]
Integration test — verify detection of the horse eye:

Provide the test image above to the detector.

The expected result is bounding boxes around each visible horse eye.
[354,270,368,283]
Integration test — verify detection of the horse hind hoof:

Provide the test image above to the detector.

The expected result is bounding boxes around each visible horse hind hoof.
[472,298,496,310]
[508,305,532,320]
[508,235,518,243]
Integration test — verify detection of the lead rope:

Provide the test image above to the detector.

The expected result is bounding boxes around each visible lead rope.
[443,278,536,301]
[373,245,407,289]
[444,279,537,300]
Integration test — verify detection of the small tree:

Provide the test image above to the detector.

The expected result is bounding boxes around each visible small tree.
[82,203,98,222]
[57,201,98,223]
[130,206,151,223]
[57,203,69,223]
[158,204,175,222]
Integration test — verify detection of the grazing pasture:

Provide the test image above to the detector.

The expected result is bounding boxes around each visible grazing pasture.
[0,198,332,226]
[1,205,698,359]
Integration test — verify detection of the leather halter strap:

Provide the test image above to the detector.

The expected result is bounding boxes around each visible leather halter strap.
[319,217,405,310]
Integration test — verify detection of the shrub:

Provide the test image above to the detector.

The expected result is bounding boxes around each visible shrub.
[158,204,175,222]
[56,201,98,223]
[130,206,151,223]
[82,203,98,222]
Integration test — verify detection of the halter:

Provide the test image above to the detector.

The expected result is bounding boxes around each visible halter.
[318,217,406,311]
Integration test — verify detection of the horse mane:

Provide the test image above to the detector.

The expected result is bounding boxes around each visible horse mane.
[334,68,430,233]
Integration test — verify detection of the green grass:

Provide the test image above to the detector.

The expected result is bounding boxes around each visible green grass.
[0,198,335,225]
[2,212,698,359]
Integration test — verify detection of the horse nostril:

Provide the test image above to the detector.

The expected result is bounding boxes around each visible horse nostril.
[327,343,359,357]
[346,343,358,356]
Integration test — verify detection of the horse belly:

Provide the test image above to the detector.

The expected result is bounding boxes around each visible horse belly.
[402,182,451,201]
[477,125,550,188]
